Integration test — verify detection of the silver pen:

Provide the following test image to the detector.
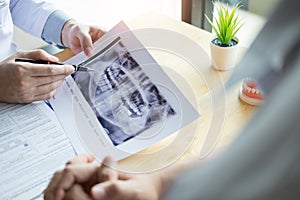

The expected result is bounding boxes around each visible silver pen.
[15,58,95,72]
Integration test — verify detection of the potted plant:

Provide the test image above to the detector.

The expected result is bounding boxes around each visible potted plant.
[205,1,243,70]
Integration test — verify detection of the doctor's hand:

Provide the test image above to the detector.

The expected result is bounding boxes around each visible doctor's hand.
[0,50,74,103]
[61,20,106,57]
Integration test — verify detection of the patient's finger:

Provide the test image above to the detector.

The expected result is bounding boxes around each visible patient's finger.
[65,184,93,200]
[66,154,95,165]
[98,156,118,182]
[44,163,99,200]
[44,170,64,200]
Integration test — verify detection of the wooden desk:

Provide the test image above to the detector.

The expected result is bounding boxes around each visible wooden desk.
[56,13,257,172]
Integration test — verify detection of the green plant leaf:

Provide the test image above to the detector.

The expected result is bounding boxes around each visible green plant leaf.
[228,6,237,26]
[232,23,244,39]
[206,1,243,45]
[205,14,219,34]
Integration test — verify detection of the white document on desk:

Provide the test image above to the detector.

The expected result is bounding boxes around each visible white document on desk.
[0,102,76,200]
[50,21,199,161]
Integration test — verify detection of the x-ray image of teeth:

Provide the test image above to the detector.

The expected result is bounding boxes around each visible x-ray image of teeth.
[72,40,175,146]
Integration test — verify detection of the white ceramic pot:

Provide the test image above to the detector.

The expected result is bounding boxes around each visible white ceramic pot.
[210,36,239,70]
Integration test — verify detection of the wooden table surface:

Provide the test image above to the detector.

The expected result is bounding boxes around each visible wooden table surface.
[56,13,257,172]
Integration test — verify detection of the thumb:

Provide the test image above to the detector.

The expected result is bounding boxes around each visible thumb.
[91,181,137,200]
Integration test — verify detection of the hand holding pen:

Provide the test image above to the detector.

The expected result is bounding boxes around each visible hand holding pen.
[0,50,76,103]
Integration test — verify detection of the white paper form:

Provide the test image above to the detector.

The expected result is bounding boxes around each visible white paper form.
[0,102,76,200]
[50,21,200,161]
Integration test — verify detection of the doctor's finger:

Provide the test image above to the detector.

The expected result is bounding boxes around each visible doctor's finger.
[26,64,74,76]
[33,79,64,99]
[33,89,58,102]
[32,74,67,87]
[17,50,59,63]
[89,26,106,42]
[77,27,94,56]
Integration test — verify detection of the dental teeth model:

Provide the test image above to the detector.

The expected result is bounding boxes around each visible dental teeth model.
[239,78,265,106]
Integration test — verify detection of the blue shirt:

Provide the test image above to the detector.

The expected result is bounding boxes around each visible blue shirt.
[42,10,72,47]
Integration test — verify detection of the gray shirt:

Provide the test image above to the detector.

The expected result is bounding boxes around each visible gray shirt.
[165,0,300,199]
